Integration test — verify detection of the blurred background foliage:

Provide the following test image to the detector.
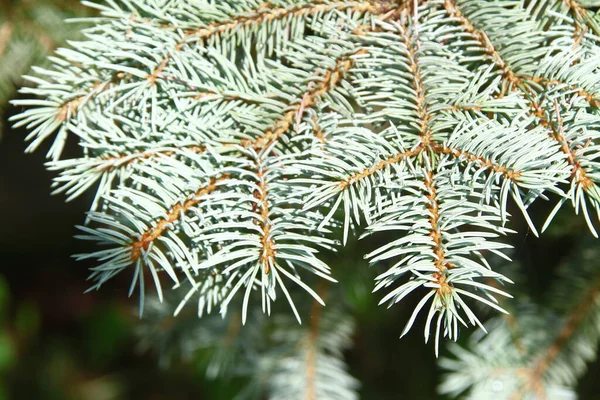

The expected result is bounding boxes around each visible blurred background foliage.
[2,1,600,399]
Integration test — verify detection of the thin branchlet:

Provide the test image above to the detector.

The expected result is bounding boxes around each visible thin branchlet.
[95,145,205,172]
[243,49,368,149]
[433,144,522,181]
[130,176,225,261]
[423,170,452,294]
[254,165,275,275]
[521,75,600,108]
[146,1,392,86]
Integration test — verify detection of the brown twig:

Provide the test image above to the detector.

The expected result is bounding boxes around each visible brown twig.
[56,73,126,121]
[254,167,275,275]
[432,143,522,181]
[444,0,522,92]
[338,148,420,190]
[147,1,391,85]
[424,171,453,294]
[95,145,205,172]
[243,49,368,150]
[130,176,226,261]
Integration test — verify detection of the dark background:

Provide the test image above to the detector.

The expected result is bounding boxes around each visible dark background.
[2,1,600,399]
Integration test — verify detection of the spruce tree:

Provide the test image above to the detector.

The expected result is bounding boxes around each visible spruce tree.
[10,0,600,398]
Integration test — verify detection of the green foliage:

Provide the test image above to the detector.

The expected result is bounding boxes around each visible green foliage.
[10,0,600,398]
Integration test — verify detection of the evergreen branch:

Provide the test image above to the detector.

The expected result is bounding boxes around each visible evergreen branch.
[442,0,522,92]
[56,73,125,121]
[440,238,600,398]
[46,140,213,207]
[521,74,600,108]
[264,302,359,399]
[147,1,390,88]
[402,21,435,145]
[423,170,448,276]
[255,162,275,275]
[184,1,387,41]
[188,151,337,323]
[366,167,514,355]
[550,99,593,191]
[432,144,522,181]
[243,49,368,149]
[444,0,599,234]
[339,129,544,206]
[130,175,226,262]
[331,21,434,193]
[136,292,263,371]
[443,0,589,172]
[328,18,438,228]
[11,70,128,160]
[338,148,418,190]
[94,145,206,173]
[13,0,600,367]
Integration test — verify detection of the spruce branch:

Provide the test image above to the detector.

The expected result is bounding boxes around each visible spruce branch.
[241,48,368,150]
[11,0,600,361]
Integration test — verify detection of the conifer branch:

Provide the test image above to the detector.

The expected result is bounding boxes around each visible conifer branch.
[338,148,418,190]
[550,99,593,191]
[243,49,368,149]
[184,1,386,40]
[403,25,434,146]
[443,0,598,232]
[440,238,600,398]
[130,176,225,262]
[432,144,523,182]
[56,73,125,121]
[255,164,275,275]
[521,75,600,108]
[13,0,600,377]
[147,1,390,89]
[442,0,522,91]
[423,170,449,284]
[94,145,205,173]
